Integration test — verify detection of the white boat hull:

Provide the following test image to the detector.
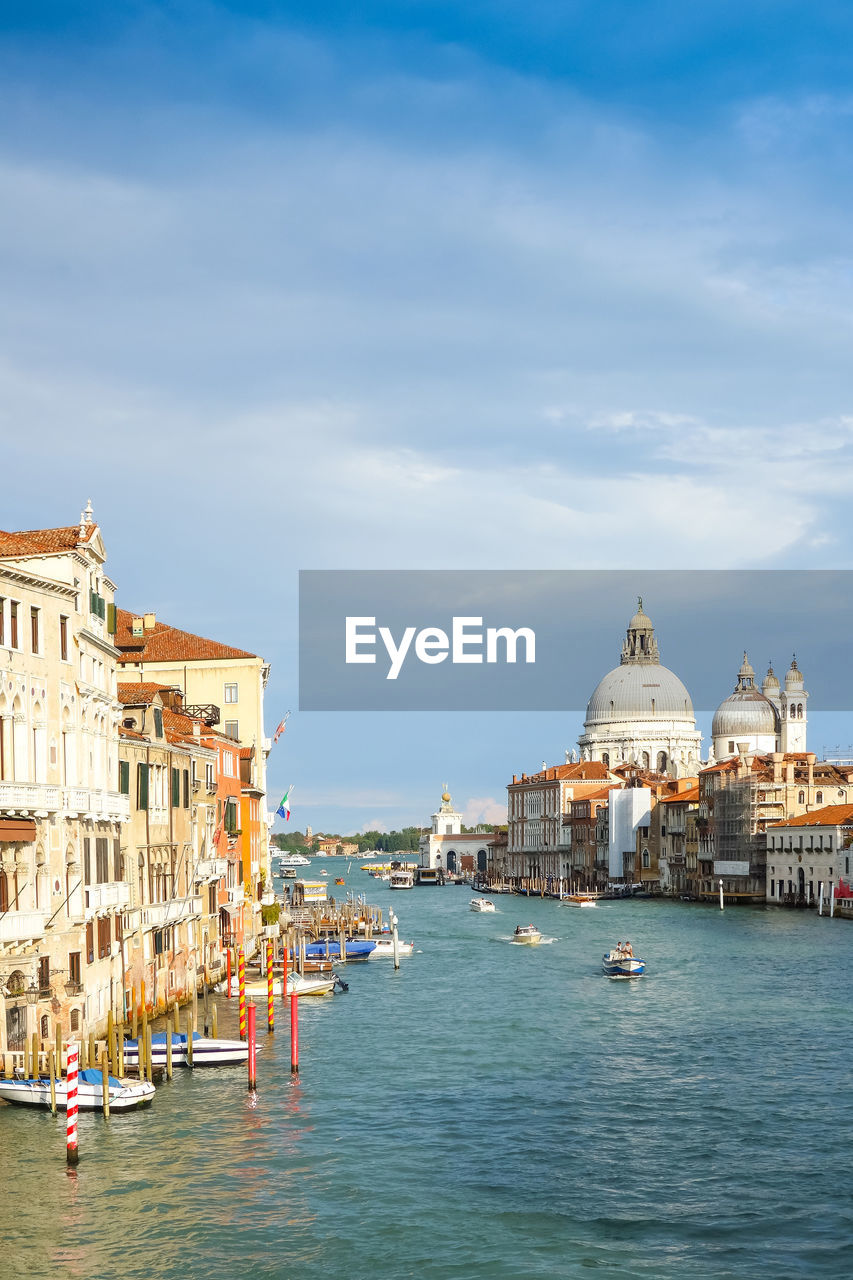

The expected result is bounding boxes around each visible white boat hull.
[0,1076,155,1111]
[470,898,496,912]
[366,938,414,957]
[122,1035,250,1067]
[227,974,335,997]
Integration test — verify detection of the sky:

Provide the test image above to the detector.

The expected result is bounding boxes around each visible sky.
[3,2,853,833]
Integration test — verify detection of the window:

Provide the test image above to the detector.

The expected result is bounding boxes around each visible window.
[205,761,215,790]
[113,839,122,881]
[642,849,650,869]
[96,837,109,883]
[10,600,18,648]
[224,721,238,741]
[182,769,189,808]
[86,921,94,964]
[137,762,149,810]
[70,1009,81,1032]
[30,606,40,653]
[83,837,92,885]
[0,598,4,645]
[97,916,111,959]
[153,707,163,737]
[38,956,50,994]
[68,952,81,986]
[798,791,805,804]
[59,614,69,660]
[224,683,238,703]
[728,741,735,753]
[223,751,235,778]
[816,792,823,804]
[171,767,180,807]
[119,760,130,794]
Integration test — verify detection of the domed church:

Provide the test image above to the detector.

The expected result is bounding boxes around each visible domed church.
[578,600,702,778]
[711,654,808,761]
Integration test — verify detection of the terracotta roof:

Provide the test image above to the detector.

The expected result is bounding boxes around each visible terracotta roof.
[0,524,97,556]
[769,804,853,828]
[239,747,254,759]
[114,607,258,663]
[573,785,613,803]
[513,761,611,785]
[117,682,175,705]
[658,784,700,805]
[118,727,148,741]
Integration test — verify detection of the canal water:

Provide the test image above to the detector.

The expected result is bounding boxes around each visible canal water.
[2,869,852,1279]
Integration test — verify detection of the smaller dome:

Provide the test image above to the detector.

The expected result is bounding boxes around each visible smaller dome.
[628,596,652,631]
[762,663,779,693]
[785,656,804,689]
[713,652,780,739]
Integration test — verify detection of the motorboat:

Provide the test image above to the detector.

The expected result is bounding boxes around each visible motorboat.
[0,1069,155,1112]
[122,1031,251,1068]
[389,870,414,890]
[225,972,336,997]
[470,897,496,912]
[277,852,311,868]
[564,893,598,908]
[513,923,542,945]
[303,938,376,961]
[602,943,645,979]
[367,937,415,958]
[334,877,345,885]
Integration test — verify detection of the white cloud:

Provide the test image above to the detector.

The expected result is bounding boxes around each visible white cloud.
[462,796,506,826]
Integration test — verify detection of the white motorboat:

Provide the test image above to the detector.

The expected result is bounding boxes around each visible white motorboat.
[389,870,414,889]
[564,893,598,908]
[513,923,542,945]
[602,942,645,979]
[225,972,336,997]
[277,852,311,868]
[122,1031,251,1068]
[470,897,496,913]
[367,937,415,957]
[0,1069,155,1112]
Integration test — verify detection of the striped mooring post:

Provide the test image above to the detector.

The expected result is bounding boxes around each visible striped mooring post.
[66,1041,79,1167]
[266,940,274,1033]
[238,946,246,1040]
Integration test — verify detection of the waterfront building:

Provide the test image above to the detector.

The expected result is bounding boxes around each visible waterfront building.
[504,761,614,882]
[577,600,702,778]
[418,788,491,873]
[0,507,129,1052]
[655,784,700,897]
[113,607,272,933]
[765,804,853,906]
[568,786,612,890]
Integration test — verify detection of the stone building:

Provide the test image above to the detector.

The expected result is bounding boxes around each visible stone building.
[765,804,853,906]
[419,788,491,873]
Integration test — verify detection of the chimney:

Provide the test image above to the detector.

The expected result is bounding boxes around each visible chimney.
[143,612,156,631]
[772,752,783,783]
[807,753,815,787]
[785,760,794,783]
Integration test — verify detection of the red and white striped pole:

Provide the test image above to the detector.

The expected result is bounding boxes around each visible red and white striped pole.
[247,1002,257,1092]
[290,989,299,1074]
[238,946,246,1040]
[266,940,274,1032]
[66,1041,79,1167]
[226,946,232,999]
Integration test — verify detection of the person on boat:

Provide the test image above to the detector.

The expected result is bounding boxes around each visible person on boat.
[624,941,633,956]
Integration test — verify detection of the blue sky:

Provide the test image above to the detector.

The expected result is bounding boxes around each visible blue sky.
[3,3,853,832]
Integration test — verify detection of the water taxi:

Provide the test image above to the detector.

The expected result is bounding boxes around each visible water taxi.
[389,870,414,889]
[470,897,496,913]
[513,923,542,945]
[564,892,598,908]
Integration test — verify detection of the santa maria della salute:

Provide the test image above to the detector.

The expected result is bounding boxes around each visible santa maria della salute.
[576,599,808,775]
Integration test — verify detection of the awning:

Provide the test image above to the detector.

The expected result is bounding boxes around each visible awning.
[0,818,37,842]
[219,901,242,916]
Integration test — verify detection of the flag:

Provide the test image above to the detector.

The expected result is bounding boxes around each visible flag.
[276,786,293,821]
[273,712,291,743]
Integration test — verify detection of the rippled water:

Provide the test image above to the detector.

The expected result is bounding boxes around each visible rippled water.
[2,876,852,1279]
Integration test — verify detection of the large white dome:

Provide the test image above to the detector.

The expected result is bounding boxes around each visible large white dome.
[586,663,695,725]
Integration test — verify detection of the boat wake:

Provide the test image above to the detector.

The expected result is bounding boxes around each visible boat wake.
[505,935,557,945]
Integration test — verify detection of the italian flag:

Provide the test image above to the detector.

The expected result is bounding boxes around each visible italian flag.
[277,787,292,821]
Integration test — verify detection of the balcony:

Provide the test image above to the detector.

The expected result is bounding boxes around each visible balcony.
[0,909,47,948]
[63,788,131,823]
[0,781,62,816]
[85,881,131,918]
[137,896,204,929]
[227,885,245,906]
[195,857,228,882]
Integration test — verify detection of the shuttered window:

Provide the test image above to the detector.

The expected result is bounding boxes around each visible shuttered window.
[137,762,149,810]
[119,760,130,794]
[182,769,190,808]
[96,837,109,883]
[171,767,180,808]
[86,921,94,965]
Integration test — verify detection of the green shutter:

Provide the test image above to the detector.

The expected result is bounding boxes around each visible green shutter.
[183,769,189,808]
[171,767,180,807]
[137,762,149,810]
[107,602,117,634]
[119,760,130,795]
[90,589,98,615]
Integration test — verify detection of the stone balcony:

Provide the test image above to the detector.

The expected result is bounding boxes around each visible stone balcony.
[135,896,204,929]
[195,857,228,882]
[0,909,47,950]
[85,881,131,918]
[227,885,245,905]
[0,782,132,823]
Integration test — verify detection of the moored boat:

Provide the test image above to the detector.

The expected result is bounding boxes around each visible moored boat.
[602,942,645,979]
[122,1031,251,1068]
[366,937,415,957]
[389,870,414,889]
[512,923,542,944]
[226,972,336,996]
[470,897,496,913]
[0,1069,155,1111]
[303,938,376,961]
[565,892,598,908]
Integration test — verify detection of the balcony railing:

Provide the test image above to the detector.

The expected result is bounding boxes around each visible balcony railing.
[85,882,131,917]
[195,858,228,882]
[136,896,204,929]
[227,885,245,905]
[63,788,131,822]
[0,781,62,814]
[0,909,47,945]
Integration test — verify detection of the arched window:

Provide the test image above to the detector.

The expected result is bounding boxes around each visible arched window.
[816,792,823,804]
[602,752,610,767]
[797,704,803,718]
[641,751,650,770]
[40,1014,49,1039]
[798,791,805,804]
[651,698,656,716]
[642,848,650,869]
[657,751,667,773]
